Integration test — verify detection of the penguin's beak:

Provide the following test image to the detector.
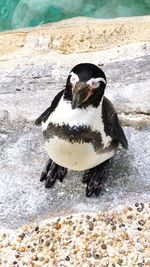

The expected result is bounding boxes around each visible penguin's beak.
[71,82,90,110]
[71,93,79,109]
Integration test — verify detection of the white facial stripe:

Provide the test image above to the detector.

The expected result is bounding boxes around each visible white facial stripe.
[70,71,79,85]
[87,77,106,88]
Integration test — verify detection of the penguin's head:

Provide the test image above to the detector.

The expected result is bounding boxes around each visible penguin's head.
[65,63,107,109]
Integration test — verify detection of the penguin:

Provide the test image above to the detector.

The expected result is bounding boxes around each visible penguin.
[35,63,128,197]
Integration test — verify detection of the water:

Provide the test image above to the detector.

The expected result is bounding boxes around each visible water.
[0,0,150,31]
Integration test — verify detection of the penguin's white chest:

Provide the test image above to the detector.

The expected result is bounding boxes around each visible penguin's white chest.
[42,97,114,171]
[45,137,115,171]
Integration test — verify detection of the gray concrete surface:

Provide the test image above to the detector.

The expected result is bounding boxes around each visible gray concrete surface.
[0,44,150,229]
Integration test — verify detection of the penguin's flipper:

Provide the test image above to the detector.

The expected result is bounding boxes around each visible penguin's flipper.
[110,112,128,149]
[35,106,52,126]
[103,97,128,149]
[35,89,64,126]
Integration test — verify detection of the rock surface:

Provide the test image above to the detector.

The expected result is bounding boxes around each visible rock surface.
[0,18,150,229]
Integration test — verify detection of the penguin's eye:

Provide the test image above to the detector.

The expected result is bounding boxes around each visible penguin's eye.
[91,80,100,88]
[87,77,106,89]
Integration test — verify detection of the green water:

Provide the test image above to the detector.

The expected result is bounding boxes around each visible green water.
[0,0,150,31]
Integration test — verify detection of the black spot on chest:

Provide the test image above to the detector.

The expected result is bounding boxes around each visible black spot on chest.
[43,123,103,150]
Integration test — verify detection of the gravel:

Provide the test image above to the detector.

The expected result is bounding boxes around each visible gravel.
[0,202,150,267]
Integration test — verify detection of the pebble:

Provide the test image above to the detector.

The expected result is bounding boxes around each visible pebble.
[45,239,50,246]
[65,256,70,261]
[18,233,26,239]
[94,254,100,259]
[138,220,145,226]
[44,258,49,263]
[0,202,150,266]
[39,256,45,261]
[18,246,26,252]
[35,226,39,232]
[55,223,61,230]
[101,244,107,250]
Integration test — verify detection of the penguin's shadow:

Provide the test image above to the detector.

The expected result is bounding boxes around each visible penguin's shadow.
[39,147,136,199]
[102,147,141,194]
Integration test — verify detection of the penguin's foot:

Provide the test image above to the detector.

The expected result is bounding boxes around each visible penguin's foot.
[82,160,110,197]
[40,159,67,188]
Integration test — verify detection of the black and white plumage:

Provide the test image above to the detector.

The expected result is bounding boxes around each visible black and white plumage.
[35,63,128,197]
